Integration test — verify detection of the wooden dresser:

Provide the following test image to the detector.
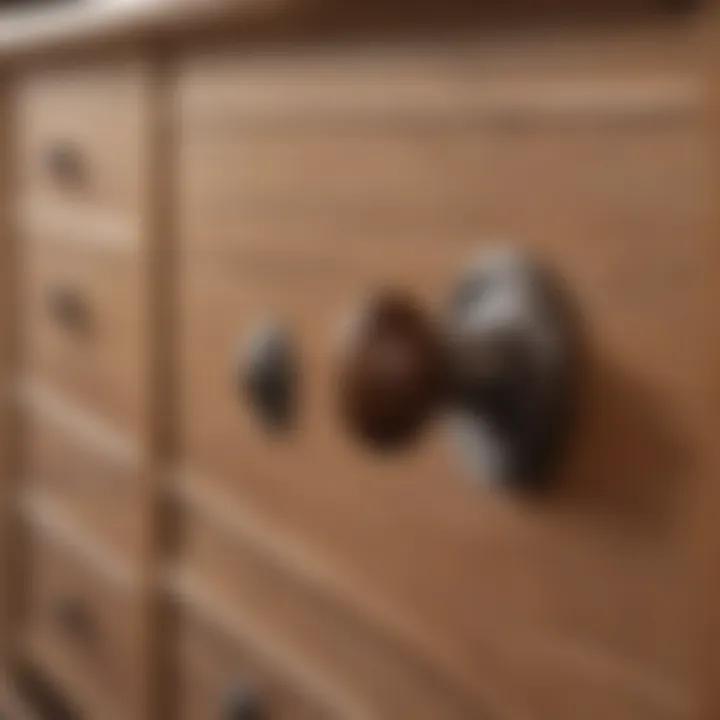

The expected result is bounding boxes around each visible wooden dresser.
[0,1,719,718]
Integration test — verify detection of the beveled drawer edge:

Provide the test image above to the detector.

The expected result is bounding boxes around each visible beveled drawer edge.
[174,468,697,718]
[182,72,701,130]
[17,380,141,468]
[20,633,123,720]
[168,568,372,720]
[20,491,140,590]
[174,467,501,718]
[20,199,141,253]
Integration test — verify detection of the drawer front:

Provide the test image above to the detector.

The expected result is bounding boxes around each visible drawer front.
[178,50,708,718]
[24,529,142,716]
[176,489,479,719]
[21,237,145,436]
[18,62,148,232]
[175,591,347,720]
[20,392,144,560]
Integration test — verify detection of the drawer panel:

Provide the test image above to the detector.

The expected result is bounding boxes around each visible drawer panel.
[174,589,347,720]
[21,237,145,436]
[18,62,148,234]
[20,388,144,560]
[24,527,143,717]
[178,50,708,718]
[176,486,478,719]
[180,57,700,282]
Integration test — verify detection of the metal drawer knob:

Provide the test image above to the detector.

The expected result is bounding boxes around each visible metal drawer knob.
[45,141,84,185]
[336,247,580,489]
[443,248,578,488]
[237,321,298,432]
[45,285,89,331]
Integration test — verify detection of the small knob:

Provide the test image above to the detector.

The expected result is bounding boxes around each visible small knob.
[46,286,89,331]
[238,321,298,432]
[336,290,443,449]
[45,142,84,185]
[221,685,264,720]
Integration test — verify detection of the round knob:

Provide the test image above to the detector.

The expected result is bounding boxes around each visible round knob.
[238,321,298,432]
[46,286,89,331]
[335,248,579,489]
[45,142,84,185]
[444,248,578,488]
[336,290,443,450]
[221,685,264,720]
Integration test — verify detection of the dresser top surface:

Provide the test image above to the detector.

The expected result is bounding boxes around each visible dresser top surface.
[0,0,702,63]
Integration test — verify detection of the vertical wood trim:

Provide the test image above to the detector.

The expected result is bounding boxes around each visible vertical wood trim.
[695,3,720,718]
[0,68,11,692]
[0,67,20,701]
[137,47,178,720]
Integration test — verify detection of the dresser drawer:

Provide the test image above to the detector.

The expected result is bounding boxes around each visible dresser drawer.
[177,47,708,719]
[17,61,149,239]
[23,526,142,717]
[21,236,145,435]
[174,586,349,720]
[176,483,479,719]
[20,385,144,560]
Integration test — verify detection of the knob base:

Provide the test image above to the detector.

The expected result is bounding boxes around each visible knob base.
[444,248,578,490]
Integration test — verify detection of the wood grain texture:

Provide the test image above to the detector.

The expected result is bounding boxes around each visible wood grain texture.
[13,57,157,720]
[18,386,144,561]
[171,575,359,720]
[21,635,126,720]
[22,519,144,720]
[0,69,15,697]
[173,476,484,719]
[135,56,182,720]
[17,62,150,230]
[181,49,701,126]
[0,0,702,63]
[20,235,146,437]
[0,9,710,719]
[692,6,720,719]
[177,48,710,719]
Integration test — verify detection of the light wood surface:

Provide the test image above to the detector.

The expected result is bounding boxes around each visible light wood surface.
[172,576,354,720]
[174,476,483,718]
[23,518,143,719]
[0,3,715,718]
[693,6,720,719]
[177,47,709,719]
[17,62,150,228]
[0,69,15,697]
[19,388,144,561]
[12,58,156,718]
[20,235,146,437]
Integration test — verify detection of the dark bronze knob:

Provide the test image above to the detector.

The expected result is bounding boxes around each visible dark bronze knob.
[46,285,89,331]
[238,321,297,432]
[336,290,443,450]
[221,684,264,720]
[336,248,579,489]
[45,142,84,185]
[443,249,578,488]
